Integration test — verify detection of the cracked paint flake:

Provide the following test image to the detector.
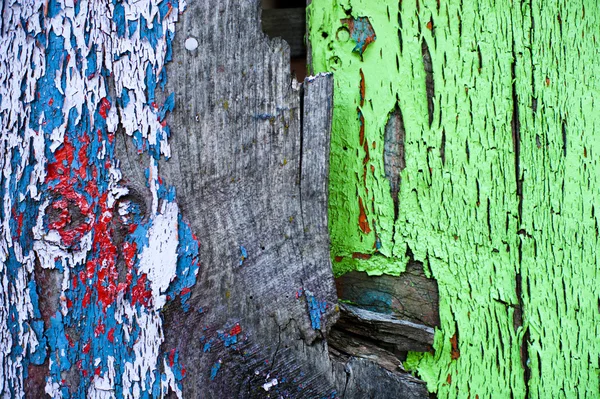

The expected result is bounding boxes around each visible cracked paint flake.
[340,16,376,56]
[300,289,327,330]
[0,0,199,397]
[309,0,600,398]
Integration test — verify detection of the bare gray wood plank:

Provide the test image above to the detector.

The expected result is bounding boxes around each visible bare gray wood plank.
[115,1,430,397]
[336,304,435,352]
[117,1,339,397]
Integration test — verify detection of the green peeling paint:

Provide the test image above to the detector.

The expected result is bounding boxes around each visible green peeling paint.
[308,0,600,398]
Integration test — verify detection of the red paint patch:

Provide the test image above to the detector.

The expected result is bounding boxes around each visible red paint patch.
[359,69,365,107]
[229,323,242,336]
[131,273,153,307]
[358,197,371,234]
[99,97,111,119]
[450,333,460,360]
[168,348,176,367]
[94,320,105,337]
[358,109,365,146]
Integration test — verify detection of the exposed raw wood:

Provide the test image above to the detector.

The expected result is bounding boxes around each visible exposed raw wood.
[336,261,440,327]
[330,356,427,399]
[336,304,435,352]
[115,1,429,397]
[329,328,409,374]
[116,2,337,395]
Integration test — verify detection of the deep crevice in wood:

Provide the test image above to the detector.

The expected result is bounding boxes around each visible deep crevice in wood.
[421,39,435,127]
[329,253,437,397]
[440,128,446,165]
[510,39,523,222]
[384,105,406,221]
[331,256,440,375]
[561,119,567,157]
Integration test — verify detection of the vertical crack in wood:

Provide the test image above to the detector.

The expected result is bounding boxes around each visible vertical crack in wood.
[384,106,406,221]
[561,119,567,157]
[511,41,522,222]
[440,128,446,165]
[421,39,435,127]
[530,2,537,117]
[511,31,531,396]
[397,6,403,55]
[515,272,530,399]
[299,82,306,231]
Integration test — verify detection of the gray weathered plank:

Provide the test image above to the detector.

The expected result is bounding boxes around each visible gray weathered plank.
[336,304,435,352]
[114,1,430,397]
[117,1,341,396]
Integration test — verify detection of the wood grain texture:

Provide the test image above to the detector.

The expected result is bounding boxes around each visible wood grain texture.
[115,1,429,397]
[335,261,440,328]
[336,304,434,352]
[117,1,336,396]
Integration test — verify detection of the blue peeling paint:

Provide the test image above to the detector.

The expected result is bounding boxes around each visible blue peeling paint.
[1,1,197,397]
[114,3,126,38]
[304,290,328,330]
[343,16,376,55]
[239,245,248,266]
[356,290,393,314]
[210,361,221,381]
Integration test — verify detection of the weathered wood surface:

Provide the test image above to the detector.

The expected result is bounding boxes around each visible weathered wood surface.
[117,1,429,397]
[336,304,434,352]
[335,261,440,328]
[117,2,337,396]
[0,0,430,396]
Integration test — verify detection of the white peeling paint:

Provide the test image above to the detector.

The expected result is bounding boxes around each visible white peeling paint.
[137,201,180,310]
[0,0,189,397]
[262,378,278,391]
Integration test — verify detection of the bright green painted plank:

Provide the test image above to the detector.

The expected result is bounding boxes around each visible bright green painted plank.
[308,0,600,397]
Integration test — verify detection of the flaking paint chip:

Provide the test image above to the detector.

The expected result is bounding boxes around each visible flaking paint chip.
[340,17,376,56]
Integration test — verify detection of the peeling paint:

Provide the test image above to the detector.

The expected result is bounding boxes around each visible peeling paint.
[301,289,327,330]
[0,0,198,397]
[309,0,600,398]
[340,17,376,56]
[239,245,247,266]
[262,378,278,391]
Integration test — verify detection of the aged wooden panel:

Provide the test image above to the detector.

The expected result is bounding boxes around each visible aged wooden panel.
[117,0,429,397]
[0,0,430,396]
[335,261,440,328]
